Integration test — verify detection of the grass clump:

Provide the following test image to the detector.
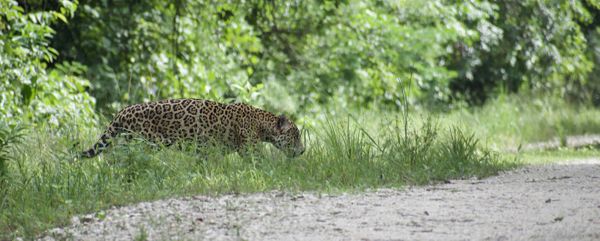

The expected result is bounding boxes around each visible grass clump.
[370,117,505,184]
[0,123,25,184]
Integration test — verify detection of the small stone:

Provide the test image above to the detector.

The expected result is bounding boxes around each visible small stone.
[80,215,94,223]
[70,216,80,225]
[291,195,304,201]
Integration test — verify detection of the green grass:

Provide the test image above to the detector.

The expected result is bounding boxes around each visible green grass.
[3,95,600,239]
[441,95,600,149]
[0,114,512,239]
[512,147,600,165]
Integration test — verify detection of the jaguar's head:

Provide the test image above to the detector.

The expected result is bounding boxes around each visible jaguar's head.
[271,115,305,157]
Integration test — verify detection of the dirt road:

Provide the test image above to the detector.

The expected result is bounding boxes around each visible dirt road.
[40,159,600,241]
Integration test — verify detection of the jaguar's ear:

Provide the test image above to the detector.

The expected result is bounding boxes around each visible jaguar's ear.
[277,115,292,131]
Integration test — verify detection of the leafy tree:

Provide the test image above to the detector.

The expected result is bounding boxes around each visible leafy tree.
[449,0,598,104]
[0,0,96,127]
[52,0,264,112]
[5,0,597,122]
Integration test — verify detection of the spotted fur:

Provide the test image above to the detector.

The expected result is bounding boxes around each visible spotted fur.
[81,99,305,158]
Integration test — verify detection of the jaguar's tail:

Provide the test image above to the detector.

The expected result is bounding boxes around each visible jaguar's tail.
[81,125,119,158]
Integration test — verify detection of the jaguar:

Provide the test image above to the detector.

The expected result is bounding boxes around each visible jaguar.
[81,99,305,158]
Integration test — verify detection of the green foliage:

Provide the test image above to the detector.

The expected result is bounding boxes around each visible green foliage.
[3,0,600,126]
[52,0,266,111]
[0,122,24,183]
[0,0,96,127]
[450,0,600,104]
[580,1,600,105]
[44,0,600,113]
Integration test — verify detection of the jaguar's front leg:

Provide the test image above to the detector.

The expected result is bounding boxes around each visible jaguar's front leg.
[235,136,264,160]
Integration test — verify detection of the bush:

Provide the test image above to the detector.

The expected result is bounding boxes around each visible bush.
[0,0,96,127]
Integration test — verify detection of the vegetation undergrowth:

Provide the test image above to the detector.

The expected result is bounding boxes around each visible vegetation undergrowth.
[441,95,600,149]
[0,113,513,239]
[4,95,600,239]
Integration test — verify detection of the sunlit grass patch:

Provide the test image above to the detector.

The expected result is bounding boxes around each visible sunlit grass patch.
[510,147,600,165]
[442,95,600,149]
